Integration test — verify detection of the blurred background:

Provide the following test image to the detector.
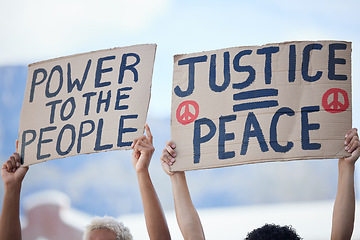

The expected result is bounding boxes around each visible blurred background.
[0,0,360,239]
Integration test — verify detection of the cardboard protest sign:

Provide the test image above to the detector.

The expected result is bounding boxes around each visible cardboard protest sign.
[171,41,351,171]
[19,44,156,166]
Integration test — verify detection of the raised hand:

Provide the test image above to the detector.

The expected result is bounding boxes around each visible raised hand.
[343,128,359,164]
[1,140,28,188]
[131,124,155,173]
[160,140,177,176]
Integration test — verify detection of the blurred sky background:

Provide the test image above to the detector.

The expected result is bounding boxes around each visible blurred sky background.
[0,0,359,121]
[1,0,360,239]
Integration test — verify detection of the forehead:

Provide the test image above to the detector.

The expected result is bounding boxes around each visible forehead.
[87,228,117,240]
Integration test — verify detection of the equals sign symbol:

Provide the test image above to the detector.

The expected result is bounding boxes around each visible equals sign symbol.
[233,88,279,112]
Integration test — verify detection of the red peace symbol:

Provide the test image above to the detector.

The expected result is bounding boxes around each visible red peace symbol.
[322,88,349,113]
[176,100,200,125]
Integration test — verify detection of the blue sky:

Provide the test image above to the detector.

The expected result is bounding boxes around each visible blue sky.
[1,0,359,123]
[0,0,360,217]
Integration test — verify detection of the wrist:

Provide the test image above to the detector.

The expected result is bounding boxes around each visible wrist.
[4,183,22,195]
[170,171,185,181]
[135,163,150,175]
[136,169,150,177]
[339,157,355,168]
[339,158,355,175]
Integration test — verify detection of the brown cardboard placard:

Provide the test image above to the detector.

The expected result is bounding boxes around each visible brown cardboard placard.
[19,44,156,166]
[171,41,351,171]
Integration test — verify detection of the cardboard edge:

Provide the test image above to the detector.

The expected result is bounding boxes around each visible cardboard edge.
[172,40,352,59]
[28,43,157,67]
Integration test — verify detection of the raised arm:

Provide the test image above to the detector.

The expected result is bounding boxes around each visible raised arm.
[131,124,171,240]
[331,128,360,240]
[161,141,205,240]
[0,141,29,240]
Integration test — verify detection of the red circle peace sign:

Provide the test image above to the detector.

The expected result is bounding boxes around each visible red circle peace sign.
[176,100,200,125]
[322,88,349,113]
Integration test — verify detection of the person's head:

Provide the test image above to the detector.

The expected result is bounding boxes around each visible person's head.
[244,224,302,240]
[83,216,133,240]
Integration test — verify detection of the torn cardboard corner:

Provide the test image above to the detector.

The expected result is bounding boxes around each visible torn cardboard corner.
[19,44,157,166]
[170,40,352,171]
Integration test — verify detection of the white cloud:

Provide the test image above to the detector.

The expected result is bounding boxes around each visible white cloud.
[271,0,360,22]
[17,0,170,31]
[0,0,171,64]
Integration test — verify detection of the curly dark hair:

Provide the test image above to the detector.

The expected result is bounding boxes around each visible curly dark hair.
[244,224,302,240]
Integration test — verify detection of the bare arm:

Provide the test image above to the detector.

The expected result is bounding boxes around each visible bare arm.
[170,172,205,240]
[0,141,28,240]
[331,128,359,240]
[161,141,205,240]
[132,124,171,240]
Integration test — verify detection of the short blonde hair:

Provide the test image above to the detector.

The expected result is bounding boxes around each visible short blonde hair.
[83,216,133,240]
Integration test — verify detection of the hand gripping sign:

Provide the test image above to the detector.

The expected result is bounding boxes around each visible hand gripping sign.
[19,44,156,166]
[170,41,352,171]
